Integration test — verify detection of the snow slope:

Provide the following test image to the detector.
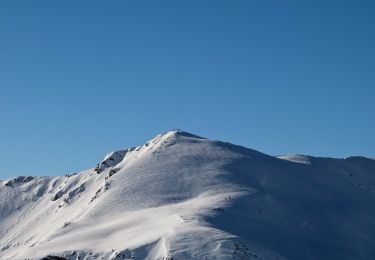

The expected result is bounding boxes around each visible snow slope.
[0,130,374,260]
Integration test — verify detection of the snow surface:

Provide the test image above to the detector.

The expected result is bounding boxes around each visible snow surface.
[277,155,312,165]
[0,130,375,259]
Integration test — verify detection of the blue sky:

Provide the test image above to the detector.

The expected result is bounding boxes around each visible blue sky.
[1,1,374,179]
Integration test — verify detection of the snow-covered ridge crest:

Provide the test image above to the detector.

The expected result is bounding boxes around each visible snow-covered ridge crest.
[93,130,184,174]
[0,130,375,260]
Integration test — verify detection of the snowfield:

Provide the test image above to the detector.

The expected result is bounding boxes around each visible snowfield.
[0,130,374,260]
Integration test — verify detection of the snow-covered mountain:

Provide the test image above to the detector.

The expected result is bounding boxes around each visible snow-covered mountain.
[1,130,374,260]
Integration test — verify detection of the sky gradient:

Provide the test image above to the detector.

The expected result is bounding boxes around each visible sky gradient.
[1,0,374,179]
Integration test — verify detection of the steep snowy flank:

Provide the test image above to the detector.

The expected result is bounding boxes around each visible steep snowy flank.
[0,130,374,260]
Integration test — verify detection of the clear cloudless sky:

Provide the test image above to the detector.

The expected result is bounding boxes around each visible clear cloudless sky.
[0,0,374,179]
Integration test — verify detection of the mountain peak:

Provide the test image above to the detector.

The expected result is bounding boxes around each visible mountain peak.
[159,129,206,139]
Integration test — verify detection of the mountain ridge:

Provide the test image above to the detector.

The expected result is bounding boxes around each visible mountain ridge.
[1,130,374,260]
[2,130,374,182]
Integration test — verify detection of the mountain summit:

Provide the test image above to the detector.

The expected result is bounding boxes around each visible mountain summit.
[1,131,374,259]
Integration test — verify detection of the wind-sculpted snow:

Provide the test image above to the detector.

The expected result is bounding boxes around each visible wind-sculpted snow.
[0,130,374,259]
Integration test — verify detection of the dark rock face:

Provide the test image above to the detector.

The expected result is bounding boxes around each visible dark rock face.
[41,256,68,260]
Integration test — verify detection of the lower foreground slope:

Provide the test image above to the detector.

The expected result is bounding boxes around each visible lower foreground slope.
[0,131,374,259]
